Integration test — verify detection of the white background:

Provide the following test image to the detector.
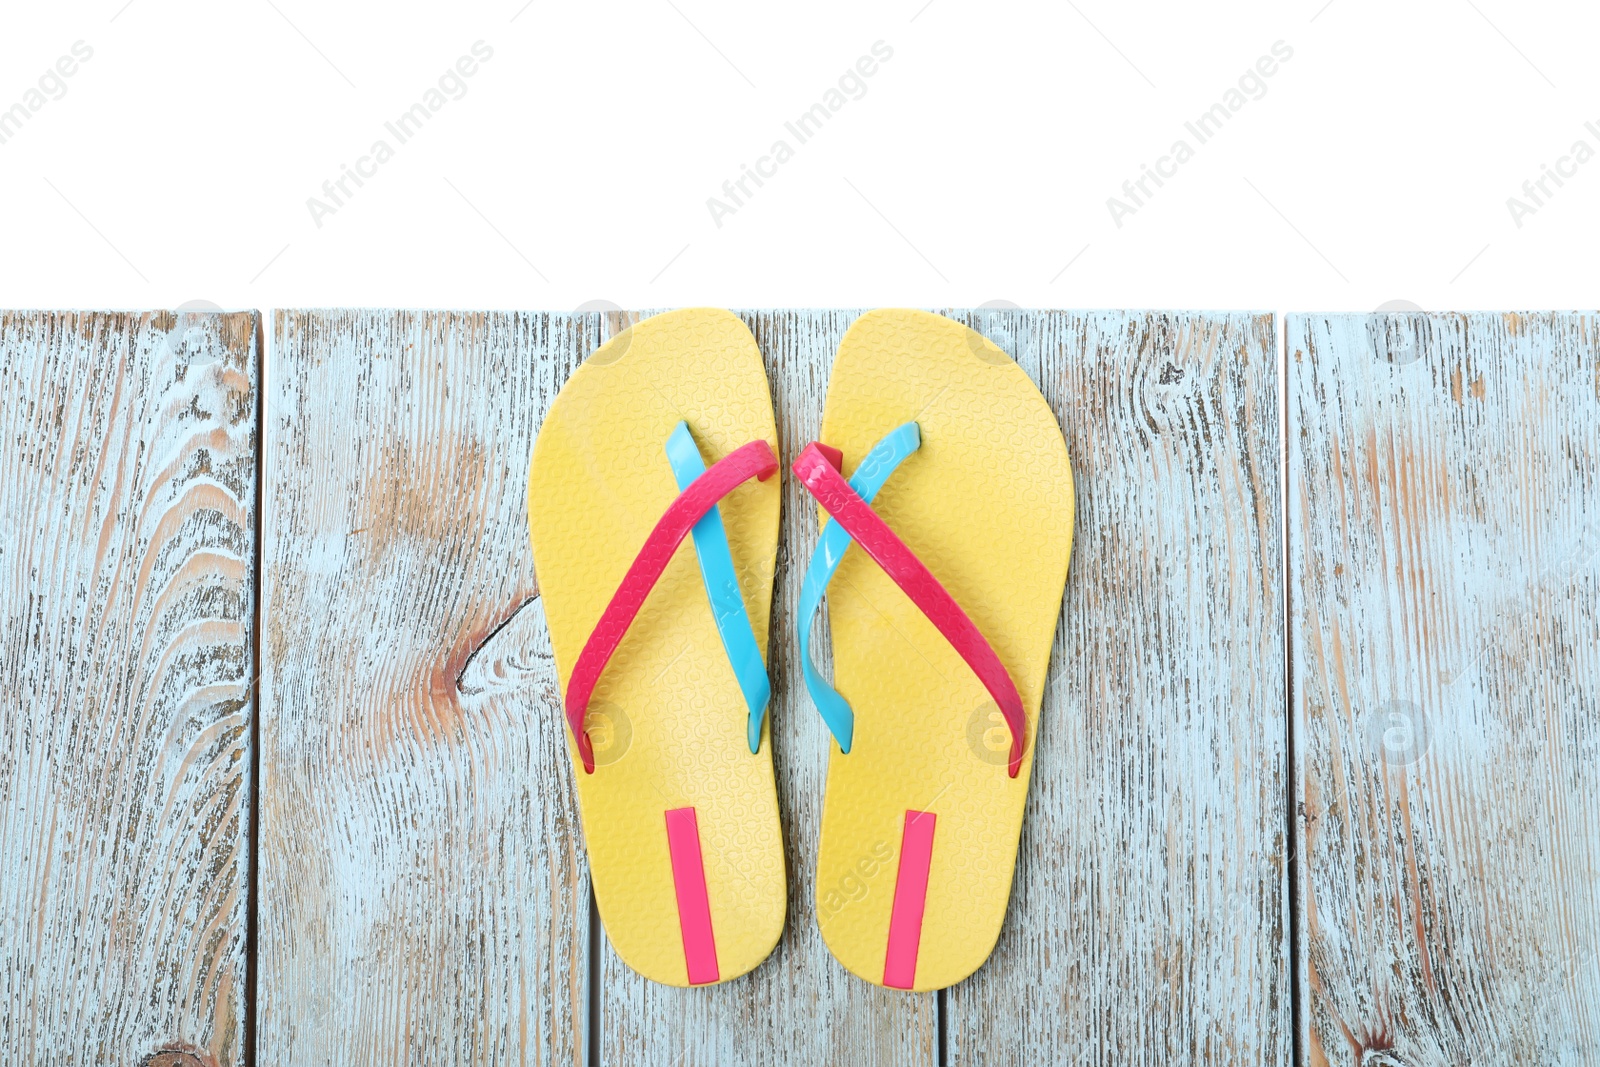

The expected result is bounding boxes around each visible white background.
[0,0,1595,312]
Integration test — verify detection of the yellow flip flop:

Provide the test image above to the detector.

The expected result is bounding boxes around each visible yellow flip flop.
[794,308,1074,991]
[527,308,785,986]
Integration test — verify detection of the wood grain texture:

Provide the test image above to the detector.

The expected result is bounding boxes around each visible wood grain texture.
[943,312,1289,1064]
[1290,313,1600,1065]
[260,311,593,1065]
[0,311,258,1067]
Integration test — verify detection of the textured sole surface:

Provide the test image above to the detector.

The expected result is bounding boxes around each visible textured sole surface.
[528,308,784,986]
[814,308,1074,991]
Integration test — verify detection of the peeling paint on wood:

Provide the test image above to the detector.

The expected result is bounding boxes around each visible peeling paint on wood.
[10,305,1597,1062]
[261,311,594,1065]
[1290,312,1600,1065]
[0,311,257,1066]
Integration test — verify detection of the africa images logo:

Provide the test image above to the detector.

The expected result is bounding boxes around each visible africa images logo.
[1504,120,1600,229]
[705,41,895,229]
[1106,40,1294,228]
[305,41,495,228]
[0,41,94,147]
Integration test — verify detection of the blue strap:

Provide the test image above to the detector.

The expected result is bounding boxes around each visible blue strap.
[665,422,772,754]
[796,422,922,753]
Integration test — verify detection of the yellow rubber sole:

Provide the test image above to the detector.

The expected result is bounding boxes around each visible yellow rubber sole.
[528,308,785,987]
[812,309,1074,991]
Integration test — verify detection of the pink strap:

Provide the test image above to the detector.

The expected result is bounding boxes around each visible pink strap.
[664,807,720,984]
[883,809,937,989]
[792,443,1028,777]
[565,439,778,773]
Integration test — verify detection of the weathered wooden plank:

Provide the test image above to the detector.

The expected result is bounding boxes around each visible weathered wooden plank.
[943,312,1290,1064]
[0,311,258,1067]
[260,311,591,1066]
[598,311,936,1067]
[1290,313,1600,1064]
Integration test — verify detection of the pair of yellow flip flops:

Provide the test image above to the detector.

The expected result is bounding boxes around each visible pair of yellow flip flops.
[527,308,1074,991]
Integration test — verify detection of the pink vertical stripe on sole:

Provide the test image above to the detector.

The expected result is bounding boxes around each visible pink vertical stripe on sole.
[664,806,720,985]
[883,809,937,990]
